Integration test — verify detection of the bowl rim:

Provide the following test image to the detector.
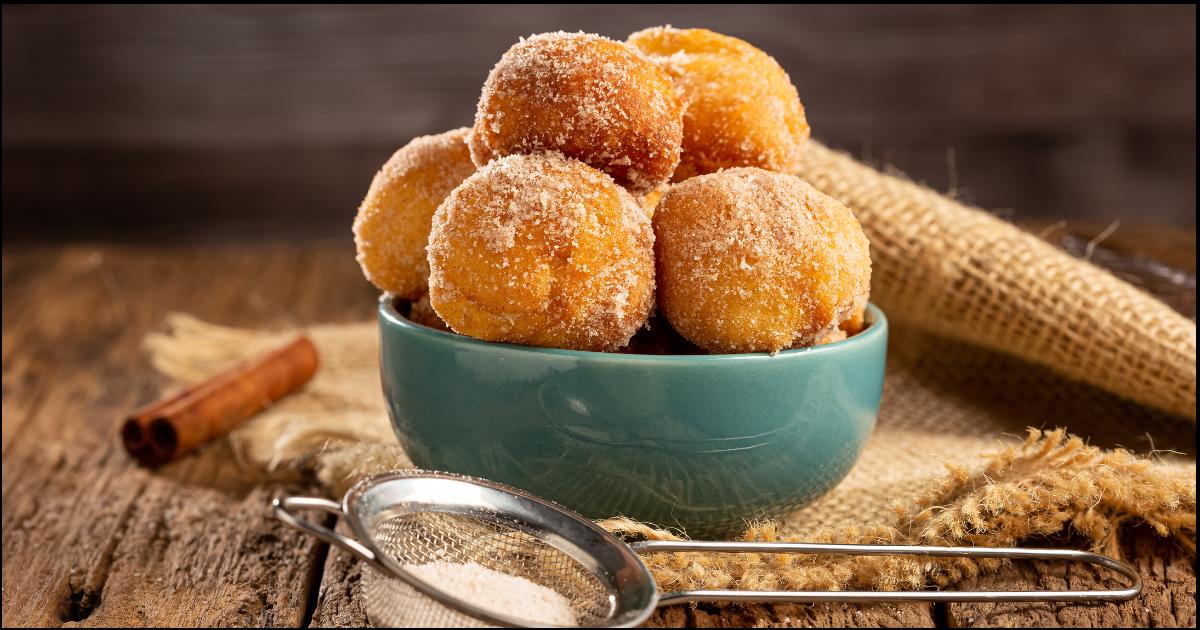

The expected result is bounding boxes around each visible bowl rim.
[380,296,887,363]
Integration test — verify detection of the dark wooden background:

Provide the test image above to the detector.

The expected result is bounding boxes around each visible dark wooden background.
[2,5,1195,243]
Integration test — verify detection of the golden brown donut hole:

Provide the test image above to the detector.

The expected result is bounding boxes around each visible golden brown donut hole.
[353,128,476,299]
[653,168,870,353]
[628,27,810,181]
[427,152,656,351]
[469,32,683,195]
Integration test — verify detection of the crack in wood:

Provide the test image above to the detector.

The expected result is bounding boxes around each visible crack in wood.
[301,513,336,628]
[3,243,1193,628]
[0,245,375,627]
[943,528,1196,627]
[932,601,950,628]
[58,477,148,623]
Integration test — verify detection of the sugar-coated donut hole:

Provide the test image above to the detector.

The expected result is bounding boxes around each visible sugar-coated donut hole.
[469,31,683,195]
[353,128,476,300]
[653,167,871,354]
[628,27,810,181]
[427,152,656,352]
[358,30,869,355]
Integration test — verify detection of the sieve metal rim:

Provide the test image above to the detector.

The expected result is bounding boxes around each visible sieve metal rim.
[275,469,660,628]
[276,470,1144,626]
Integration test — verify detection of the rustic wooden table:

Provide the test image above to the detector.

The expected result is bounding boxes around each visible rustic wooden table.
[2,222,1195,628]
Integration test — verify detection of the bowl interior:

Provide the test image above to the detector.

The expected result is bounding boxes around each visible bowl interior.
[382,295,885,361]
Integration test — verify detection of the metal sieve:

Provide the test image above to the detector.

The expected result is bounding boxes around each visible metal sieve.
[274,469,1141,628]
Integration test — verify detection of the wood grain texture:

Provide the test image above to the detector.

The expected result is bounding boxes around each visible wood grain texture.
[2,224,1193,627]
[645,602,936,628]
[304,222,1194,628]
[947,528,1196,628]
[2,5,1196,243]
[309,522,370,628]
[1,244,376,627]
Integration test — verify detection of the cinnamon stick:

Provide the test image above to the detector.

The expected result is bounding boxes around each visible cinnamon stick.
[122,335,319,467]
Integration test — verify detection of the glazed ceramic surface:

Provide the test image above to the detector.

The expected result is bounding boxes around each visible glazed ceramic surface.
[379,299,887,537]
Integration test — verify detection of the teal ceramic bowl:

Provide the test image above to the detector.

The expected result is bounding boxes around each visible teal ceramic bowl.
[379,298,887,537]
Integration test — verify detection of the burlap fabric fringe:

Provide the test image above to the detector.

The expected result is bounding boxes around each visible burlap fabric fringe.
[139,138,1196,606]
[792,141,1196,420]
[145,313,1196,529]
[602,429,1194,594]
[144,315,1195,598]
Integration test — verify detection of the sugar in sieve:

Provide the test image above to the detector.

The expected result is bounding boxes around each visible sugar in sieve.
[274,469,1141,628]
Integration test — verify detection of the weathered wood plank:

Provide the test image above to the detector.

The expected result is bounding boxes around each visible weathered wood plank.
[3,236,1192,628]
[309,550,936,629]
[645,602,935,628]
[1,244,374,627]
[69,478,318,627]
[306,223,1194,628]
[6,6,1193,149]
[947,527,1196,628]
[310,522,370,628]
[3,5,1196,241]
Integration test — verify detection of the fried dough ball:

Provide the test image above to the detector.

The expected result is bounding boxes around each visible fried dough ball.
[353,128,476,299]
[408,294,451,332]
[654,168,870,353]
[839,305,868,336]
[469,32,683,195]
[816,329,848,346]
[427,152,655,351]
[815,304,868,346]
[628,27,810,181]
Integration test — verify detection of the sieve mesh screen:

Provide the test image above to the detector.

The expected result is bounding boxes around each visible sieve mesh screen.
[363,511,615,627]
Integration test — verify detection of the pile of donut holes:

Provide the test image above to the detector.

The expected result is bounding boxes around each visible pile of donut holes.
[354,27,871,354]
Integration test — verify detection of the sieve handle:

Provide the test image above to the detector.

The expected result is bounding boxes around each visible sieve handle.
[630,541,1141,606]
[272,495,379,565]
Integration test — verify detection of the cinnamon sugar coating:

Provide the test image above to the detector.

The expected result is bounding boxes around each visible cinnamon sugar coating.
[628,27,810,180]
[427,153,655,351]
[469,32,683,195]
[654,168,870,353]
[353,128,476,299]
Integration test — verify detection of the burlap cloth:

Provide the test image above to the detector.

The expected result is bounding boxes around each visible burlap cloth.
[144,140,1195,605]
